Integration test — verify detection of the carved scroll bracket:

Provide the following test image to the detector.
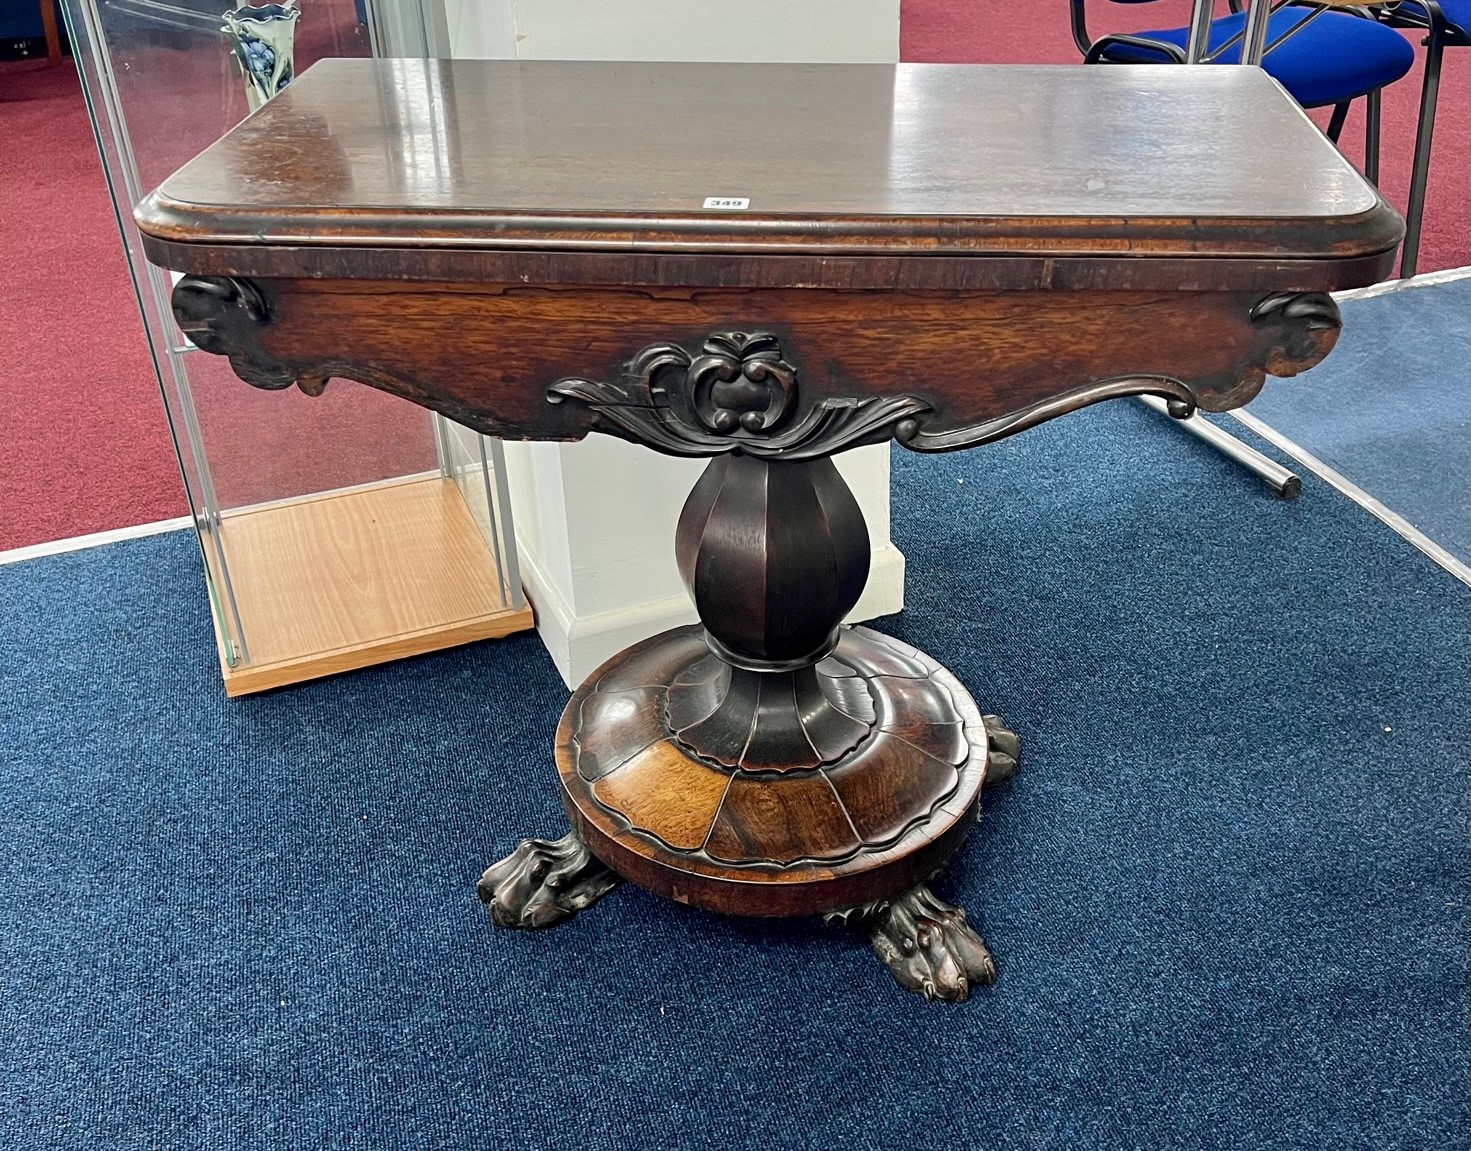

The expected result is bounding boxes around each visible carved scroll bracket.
[1249,292,1341,378]
[897,290,1341,452]
[172,275,324,395]
[892,375,1201,453]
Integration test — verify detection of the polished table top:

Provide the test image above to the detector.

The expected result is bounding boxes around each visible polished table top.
[138,59,1399,280]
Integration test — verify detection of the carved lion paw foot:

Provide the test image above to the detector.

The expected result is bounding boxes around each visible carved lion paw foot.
[829,884,997,1003]
[982,713,1019,786]
[476,831,620,929]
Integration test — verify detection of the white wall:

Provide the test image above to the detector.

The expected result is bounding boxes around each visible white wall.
[442,0,900,62]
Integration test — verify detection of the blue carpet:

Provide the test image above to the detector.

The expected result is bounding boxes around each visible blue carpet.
[1246,277,1471,563]
[2,401,1467,1151]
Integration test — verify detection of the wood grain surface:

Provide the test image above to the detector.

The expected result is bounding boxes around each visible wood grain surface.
[135,59,1401,272]
[179,280,1343,446]
[215,476,532,695]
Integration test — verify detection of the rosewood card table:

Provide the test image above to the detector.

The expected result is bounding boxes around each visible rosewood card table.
[136,59,1399,1002]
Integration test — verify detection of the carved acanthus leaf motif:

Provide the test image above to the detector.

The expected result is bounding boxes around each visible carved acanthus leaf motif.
[547,292,1341,460]
[548,330,931,460]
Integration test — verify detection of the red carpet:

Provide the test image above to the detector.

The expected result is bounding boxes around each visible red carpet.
[1,6,1467,551]
[0,12,436,553]
[0,60,184,550]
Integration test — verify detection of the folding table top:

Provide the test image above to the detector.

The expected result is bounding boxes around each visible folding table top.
[136,59,1400,284]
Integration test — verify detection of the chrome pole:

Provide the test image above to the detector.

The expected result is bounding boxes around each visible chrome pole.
[1137,396,1302,498]
[1186,0,1216,63]
[487,439,525,609]
[1241,0,1274,65]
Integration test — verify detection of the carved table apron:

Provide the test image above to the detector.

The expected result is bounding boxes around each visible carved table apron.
[136,59,1400,1002]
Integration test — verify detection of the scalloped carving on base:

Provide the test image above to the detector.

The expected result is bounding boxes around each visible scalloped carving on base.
[561,627,982,872]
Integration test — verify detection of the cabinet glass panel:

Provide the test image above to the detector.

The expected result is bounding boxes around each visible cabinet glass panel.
[62,0,527,681]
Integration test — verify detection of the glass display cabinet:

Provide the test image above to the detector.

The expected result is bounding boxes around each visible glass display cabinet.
[61,0,530,694]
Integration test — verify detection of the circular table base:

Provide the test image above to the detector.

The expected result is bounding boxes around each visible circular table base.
[556,624,995,917]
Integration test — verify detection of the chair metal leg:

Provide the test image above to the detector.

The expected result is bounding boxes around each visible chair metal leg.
[1401,26,1445,279]
[1325,101,1350,143]
[1241,0,1273,64]
[1137,396,1301,499]
[1363,88,1381,186]
[1186,0,1216,62]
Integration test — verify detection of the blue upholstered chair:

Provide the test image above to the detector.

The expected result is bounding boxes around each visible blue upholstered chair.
[1373,1,1469,275]
[1070,2,1417,256]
